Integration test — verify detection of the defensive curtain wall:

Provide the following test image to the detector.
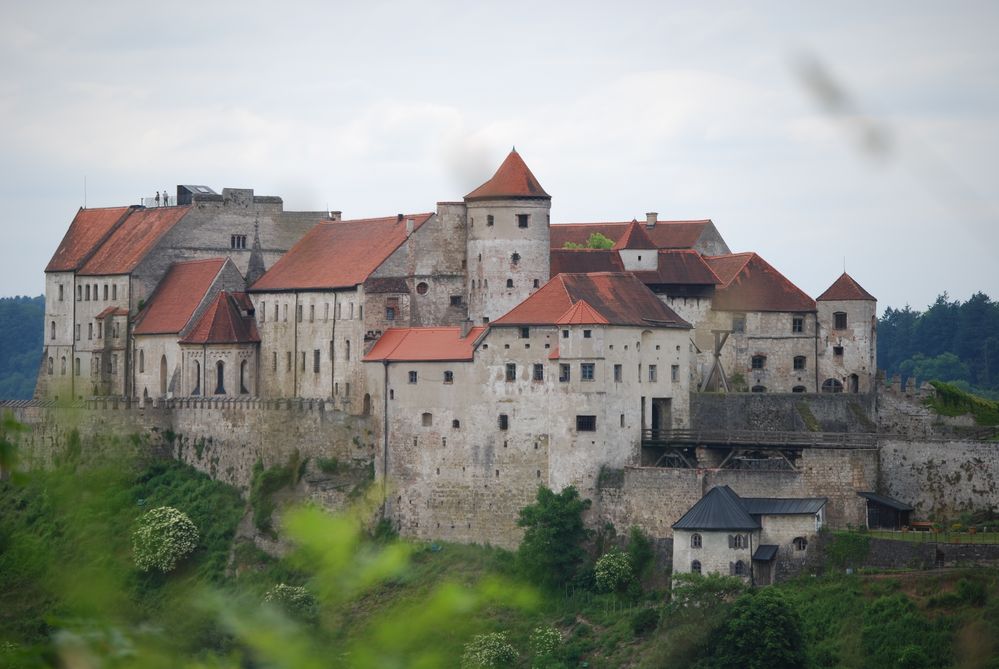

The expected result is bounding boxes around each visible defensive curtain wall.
[3,391,998,552]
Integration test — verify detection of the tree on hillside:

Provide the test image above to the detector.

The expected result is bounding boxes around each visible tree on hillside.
[0,296,44,399]
[516,486,591,589]
[711,588,806,669]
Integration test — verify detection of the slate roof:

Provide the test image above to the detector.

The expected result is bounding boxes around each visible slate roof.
[817,272,876,302]
[78,206,191,276]
[133,258,229,335]
[613,220,657,251]
[742,498,827,515]
[362,326,487,362]
[465,149,550,201]
[753,545,779,561]
[492,273,690,328]
[179,291,259,345]
[673,485,827,530]
[672,486,761,530]
[550,220,713,250]
[704,252,816,313]
[858,492,913,511]
[46,206,133,272]
[249,213,433,292]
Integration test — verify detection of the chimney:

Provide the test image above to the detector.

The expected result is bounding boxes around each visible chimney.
[645,212,658,228]
[461,319,474,338]
[406,217,415,236]
[397,213,404,222]
[330,210,342,221]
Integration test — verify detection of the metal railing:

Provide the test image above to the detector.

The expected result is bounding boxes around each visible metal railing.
[641,428,880,448]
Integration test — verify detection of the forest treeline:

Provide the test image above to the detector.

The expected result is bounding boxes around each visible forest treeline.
[878,292,999,399]
[0,291,997,400]
[0,296,44,399]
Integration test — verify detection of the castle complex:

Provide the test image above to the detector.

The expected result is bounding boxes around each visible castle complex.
[30,150,910,582]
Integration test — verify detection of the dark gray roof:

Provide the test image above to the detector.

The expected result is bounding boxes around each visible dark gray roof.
[753,545,778,561]
[672,486,760,531]
[743,498,827,515]
[858,492,913,512]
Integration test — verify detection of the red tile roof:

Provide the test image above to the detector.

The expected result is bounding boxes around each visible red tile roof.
[704,253,816,313]
[45,206,133,272]
[493,273,690,328]
[817,273,876,301]
[362,326,487,362]
[613,220,657,251]
[550,249,623,276]
[551,220,712,250]
[632,250,721,286]
[96,306,129,318]
[133,258,228,335]
[465,150,550,201]
[555,299,609,325]
[250,214,433,292]
[180,291,259,345]
[78,206,191,276]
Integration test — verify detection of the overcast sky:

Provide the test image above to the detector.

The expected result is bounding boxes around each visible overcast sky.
[2,1,997,312]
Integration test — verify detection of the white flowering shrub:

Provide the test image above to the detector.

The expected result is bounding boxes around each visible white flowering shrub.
[529,625,561,658]
[264,583,319,623]
[594,549,634,593]
[132,506,199,573]
[461,631,518,668]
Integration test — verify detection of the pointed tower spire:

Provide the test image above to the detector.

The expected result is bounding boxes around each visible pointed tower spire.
[246,216,266,286]
[465,149,550,201]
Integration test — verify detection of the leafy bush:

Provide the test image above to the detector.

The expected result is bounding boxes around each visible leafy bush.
[631,607,659,636]
[461,631,518,668]
[957,578,987,606]
[250,459,294,534]
[594,549,633,593]
[132,506,199,572]
[861,594,954,669]
[516,486,591,589]
[711,588,806,669]
[264,583,319,623]
[825,531,870,570]
[529,625,562,658]
[626,526,654,580]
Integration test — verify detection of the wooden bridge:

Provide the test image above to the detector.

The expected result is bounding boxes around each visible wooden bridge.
[641,429,880,450]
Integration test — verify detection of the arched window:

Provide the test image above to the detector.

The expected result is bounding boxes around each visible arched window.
[422,412,432,427]
[60,356,67,375]
[506,278,513,288]
[139,349,145,373]
[452,419,460,429]
[47,357,54,375]
[821,378,844,394]
[74,358,80,376]
[792,385,806,393]
[192,361,201,396]
[50,321,56,340]
[751,385,767,393]
[691,533,702,549]
[793,355,806,370]
[751,355,766,369]
[793,536,808,551]
[362,393,371,416]
[732,534,746,549]
[734,560,746,576]
[215,361,226,395]
[691,560,702,574]
[240,360,249,394]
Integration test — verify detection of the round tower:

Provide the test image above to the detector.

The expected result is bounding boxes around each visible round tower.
[464,149,551,323]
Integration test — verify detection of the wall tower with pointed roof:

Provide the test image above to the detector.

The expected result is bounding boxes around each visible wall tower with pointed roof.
[464,149,551,324]
[817,272,877,393]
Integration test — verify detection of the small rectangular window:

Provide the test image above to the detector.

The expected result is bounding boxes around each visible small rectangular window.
[583,330,592,339]
[834,312,848,330]
[672,364,680,382]
[614,364,622,382]
[261,301,266,322]
[409,370,418,384]
[301,352,306,371]
[562,329,569,339]
[272,351,277,372]
[506,363,516,382]
[103,285,108,300]
[297,305,303,323]
[751,355,766,370]
[286,351,292,371]
[732,314,746,333]
[559,363,570,382]
[443,370,454,384]
[520,327,530,339]
[58,284,64,301]
[517,214,529,228]
[314,350,320,373]
[75,324,80,340]
[386,306,396,320]
[833,346,844,358]
[533,363,544,382]
[283,304,288,322]
[793,356,806,370]
[792,316,804,333]
[450,295,462,306]
[498,414,509,430]
[85,285,90,301]
[422,412,433,427]
[580,362,595,381]
[576,415,596,431]
[112,284,117,300]
[97,322,102,339]
[310,305,315,322]
[487,215,494,226]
